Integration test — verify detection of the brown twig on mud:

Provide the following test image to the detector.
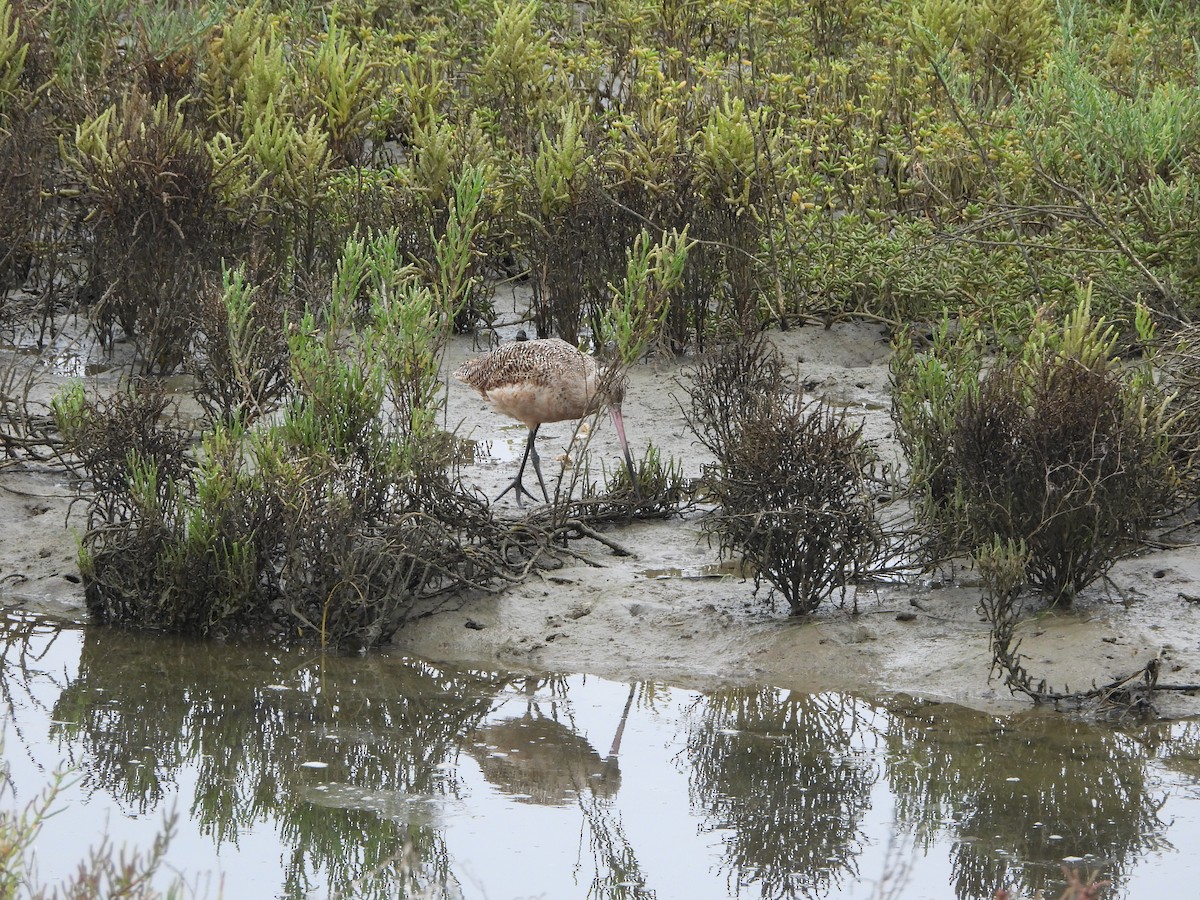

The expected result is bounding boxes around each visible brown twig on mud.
[977,538,1198,715]
[555,519,634,557]
[985,582,1199,713]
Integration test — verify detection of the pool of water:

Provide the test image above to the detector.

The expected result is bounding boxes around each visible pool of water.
[3,609,1200,899]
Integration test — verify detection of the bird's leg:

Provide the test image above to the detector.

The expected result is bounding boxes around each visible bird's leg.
[527,437,550,503]
[496,425,549,506]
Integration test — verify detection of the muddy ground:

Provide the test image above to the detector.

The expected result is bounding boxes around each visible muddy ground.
[5,312,1200,717]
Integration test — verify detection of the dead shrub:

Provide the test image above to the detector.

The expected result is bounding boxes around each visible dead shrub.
[688,337,884,614]
[0,13,58,333]
[686,333,788,459]
[524,442,692,543]
[0,120,40,297]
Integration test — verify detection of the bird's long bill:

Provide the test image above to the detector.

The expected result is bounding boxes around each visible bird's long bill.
[608,404,641,500]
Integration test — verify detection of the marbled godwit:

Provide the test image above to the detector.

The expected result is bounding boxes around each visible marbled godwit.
[455,337,637,505]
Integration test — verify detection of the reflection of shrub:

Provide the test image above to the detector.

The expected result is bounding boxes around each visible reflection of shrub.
[892,294,1174,605]
[885,695,1163,899]
[686,690,876,897]
[688,337,883,615]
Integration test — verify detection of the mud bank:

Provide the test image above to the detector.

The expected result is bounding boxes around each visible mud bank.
[5,320,1200,716]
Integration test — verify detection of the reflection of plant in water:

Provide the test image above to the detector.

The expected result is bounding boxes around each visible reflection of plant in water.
[883,696,1166,900]
[467,712,620,806]
[1151,719,1200,783]
[576,683,650,900]
[683,688,881,899]
[47,627,510,899]
[580,790,655,900]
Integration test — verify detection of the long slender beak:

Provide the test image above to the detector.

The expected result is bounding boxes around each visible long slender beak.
[608,403,641,501]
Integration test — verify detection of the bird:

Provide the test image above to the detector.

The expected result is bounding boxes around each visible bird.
[455,337,637,506]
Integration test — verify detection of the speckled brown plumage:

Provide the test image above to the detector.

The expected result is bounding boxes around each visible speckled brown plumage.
[455,338,605,429]
[455,338,635,505]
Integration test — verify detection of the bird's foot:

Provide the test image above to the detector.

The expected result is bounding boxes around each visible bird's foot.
[495,476,546,507]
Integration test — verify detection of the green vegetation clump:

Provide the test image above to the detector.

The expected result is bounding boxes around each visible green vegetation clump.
[891,293,1176,605]
[0,0,1196,346]
[0,0,1196,642]
[54,230,531,648]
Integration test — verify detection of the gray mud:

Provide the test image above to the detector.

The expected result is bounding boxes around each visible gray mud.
[5,318,1200,715]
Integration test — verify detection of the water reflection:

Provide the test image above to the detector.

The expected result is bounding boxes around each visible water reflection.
[883,696,1170,898]
[46,624,509,897]
[465,677,649,899]
[683,689,881,898]
[465,678,623,805]
[1,611,1199,899]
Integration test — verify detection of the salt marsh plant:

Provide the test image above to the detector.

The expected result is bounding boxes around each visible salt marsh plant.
[601,227,691,365]
[57,224,526,648]
[0,0,26,104]
[188,265,294,427]
[521,102,598,343]
[71,92,230,370]
[891,292,1175,605]
[544,226,693,514]
[911,0,1056,106]
[303,17,375,164]
[2,0,1200,361]
[4,0,1200,637]
[0,0,53,323]
[687,336,884,615]
[1161,324,1200,494]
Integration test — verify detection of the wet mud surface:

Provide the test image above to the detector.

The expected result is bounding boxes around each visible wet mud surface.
[5,320,1200,716]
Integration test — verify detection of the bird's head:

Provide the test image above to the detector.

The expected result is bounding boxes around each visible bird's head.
[597,370,627,410]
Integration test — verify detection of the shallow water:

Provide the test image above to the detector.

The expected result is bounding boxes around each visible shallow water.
[3,610,1200,899]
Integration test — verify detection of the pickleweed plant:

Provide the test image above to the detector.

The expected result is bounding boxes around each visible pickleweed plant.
[0,0,26,103]
[202,2,283,135]
[478,0,558,150]
[600,226,693,365]
[305,17,375,164]
[911,0,1056,106]
[523,102,598,342]
[188,264,294,426]
[61,221,542,648]
[891,288,1176,605]
[428,164,490,330]
[72,91,231,370]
